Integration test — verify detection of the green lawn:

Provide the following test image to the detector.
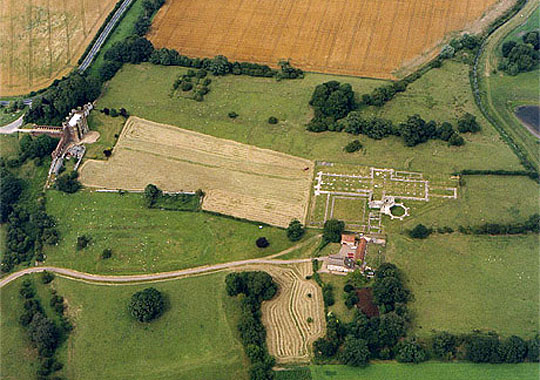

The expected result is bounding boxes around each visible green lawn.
[387,234,539,338]
[97,60,521,175]
[310,363,540,380]
[44,190,310,274]
[85,112,125,159]
[386,175,540,232]
[1,273,248,380]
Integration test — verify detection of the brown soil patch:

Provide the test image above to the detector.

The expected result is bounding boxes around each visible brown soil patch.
[0,0,117,96]
[79,117,314,227]
[356,287,379,317]
[80,130,100,144]
[149,0,502,79]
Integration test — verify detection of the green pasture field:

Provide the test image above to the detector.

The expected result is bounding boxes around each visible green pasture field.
[386,175,540,232]
[43,190,310,274]
[479,2,540,167]
[97,60,521,175]
[0,272,248,380]
[387,233,539,338]
[85,113,125,159]
[310,362,540,380]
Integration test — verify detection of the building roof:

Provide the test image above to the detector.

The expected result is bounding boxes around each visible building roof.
[68,113,82,127]
[357,238,367,262]
[341,233,356,245]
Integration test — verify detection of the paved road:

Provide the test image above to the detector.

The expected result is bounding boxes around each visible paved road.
[78,0,134,72]
[0,258,324,288]
[0,115,24,133]
[0,0,133,108]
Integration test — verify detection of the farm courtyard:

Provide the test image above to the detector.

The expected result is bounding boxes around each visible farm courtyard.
[149,0,501,78]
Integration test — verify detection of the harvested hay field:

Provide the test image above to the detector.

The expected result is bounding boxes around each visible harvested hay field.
[242,262,325,363]
[0,0,117,96]
[149,0,504,79]
[79,117,314,227]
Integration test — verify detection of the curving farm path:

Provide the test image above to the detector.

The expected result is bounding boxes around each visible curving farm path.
[0,115,24,133]
[0,235,323,288]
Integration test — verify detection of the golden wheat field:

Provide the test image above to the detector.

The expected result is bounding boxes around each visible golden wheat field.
[149,0,504,79]
[79,117,314,227]
[0,0,116,96]
[242,262,325,362]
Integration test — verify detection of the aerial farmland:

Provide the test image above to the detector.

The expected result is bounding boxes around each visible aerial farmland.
[0,0,538,379]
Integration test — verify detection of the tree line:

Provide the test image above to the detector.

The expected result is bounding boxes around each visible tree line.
[226,271,278,380]
[19,276,72,380]
[143,184,202,211]
[0,158,60,272]
[306,81,478,147]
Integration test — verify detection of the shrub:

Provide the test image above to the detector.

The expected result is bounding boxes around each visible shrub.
[500,335,527,363]
[76,235,91,250]
[55,171,81,194]
[41,272,55,284]
[396,339,428,363]
[344,140,362,153]
[128,287,165,322]
[465,333,501,363]
[268,116,278,124]
[323,219,345,243]
[101,248,112,259]
[256,237,269,248]
[339,336,370,366]
[181,81,193,91]
[286,219,305,242]
[431,331,457,360]
[103,148,112,157]
[457,113,481,133]
[344,284,354,293]
[322,284,335,306]
[409,224,431,239]
[228,112,238,119]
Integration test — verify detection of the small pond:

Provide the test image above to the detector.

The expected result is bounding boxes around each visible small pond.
[515,105,540,133]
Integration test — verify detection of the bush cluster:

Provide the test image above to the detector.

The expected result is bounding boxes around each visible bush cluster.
[25,74,101,126]
[459,214,540,235]
[128,287,165,322]
[1,190,59,272]
[306,83,470,147]
[171,69,211,102]
[226,272,278,380]
[55,171,82,194]
[19,279,71,379]
[499,31,539,75]
[314,263,413,366]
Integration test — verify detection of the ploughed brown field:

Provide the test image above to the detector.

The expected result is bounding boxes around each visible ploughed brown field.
[0,0,116,96]
[149,0,501,79]
[79,117,314,227]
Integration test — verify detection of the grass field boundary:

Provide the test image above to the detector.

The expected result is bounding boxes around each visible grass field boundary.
[471,0,538,174]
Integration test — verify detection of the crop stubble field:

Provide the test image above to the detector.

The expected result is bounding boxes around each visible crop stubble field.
[243,262,325,363]
[149,0,500,79]
[0,0,116,96]
[79,117,314,227]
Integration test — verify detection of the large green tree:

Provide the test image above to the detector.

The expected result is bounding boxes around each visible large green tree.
[128,287,165,322]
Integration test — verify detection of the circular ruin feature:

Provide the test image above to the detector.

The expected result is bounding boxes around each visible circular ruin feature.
[388,203,409,220]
